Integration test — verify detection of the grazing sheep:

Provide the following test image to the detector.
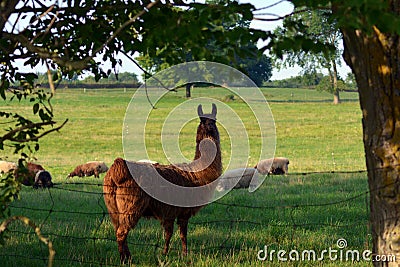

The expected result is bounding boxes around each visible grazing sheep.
[33,170,54,189]
[15,162,53,188]
[103,104,222,263]
[0,161,17,174]
[216,167,262,191]
[255,157,289,175]
[67,161,108,178]
[86,161,109,173]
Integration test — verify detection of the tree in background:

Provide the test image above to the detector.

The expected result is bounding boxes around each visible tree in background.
[273,9,343,104]
[236,48,272,87]
[136,0,270,95]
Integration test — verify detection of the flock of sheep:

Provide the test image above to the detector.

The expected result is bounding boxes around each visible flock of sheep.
[0,104,289,264]
[0,157,289,190]
[0,160,109,188]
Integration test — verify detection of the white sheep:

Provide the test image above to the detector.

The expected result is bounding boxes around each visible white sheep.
[0,161,17,174]
[216,167,262,192]
[255,157,289,175]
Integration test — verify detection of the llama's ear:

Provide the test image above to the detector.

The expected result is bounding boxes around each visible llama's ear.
[197,104,204,117]
[211,103,217,118]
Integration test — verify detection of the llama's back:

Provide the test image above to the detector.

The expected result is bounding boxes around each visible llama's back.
[104,158,212,222]
[103,158,151,227]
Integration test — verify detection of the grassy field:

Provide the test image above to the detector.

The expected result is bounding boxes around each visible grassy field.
[1,87,371,266]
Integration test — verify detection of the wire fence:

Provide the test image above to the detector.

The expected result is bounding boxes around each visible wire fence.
[0,167,382,266]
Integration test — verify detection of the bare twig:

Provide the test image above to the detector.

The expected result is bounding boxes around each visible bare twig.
[0,216,55,267]
[253,8,315,22]
[253,0,289,12]
[121,50,177,92]
[0,119,68,144]
[45,61,56,95]
[31,9,59,43]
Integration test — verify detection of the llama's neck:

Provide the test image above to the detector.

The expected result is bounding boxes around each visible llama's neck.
[190,134,222,185]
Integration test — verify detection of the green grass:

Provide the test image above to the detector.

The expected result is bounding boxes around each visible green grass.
[0,87,371,266]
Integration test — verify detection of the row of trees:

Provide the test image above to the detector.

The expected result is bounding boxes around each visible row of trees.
[34,72,141,87]
[269,72,357,91]
[2,0,400,264]
[33,57,272,90]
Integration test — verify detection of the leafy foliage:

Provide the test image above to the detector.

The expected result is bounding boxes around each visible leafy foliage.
[136,0,269,83]
[237,52,272,87]
[0,173,21,221]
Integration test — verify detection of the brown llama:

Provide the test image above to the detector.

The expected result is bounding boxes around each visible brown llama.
[103,103,222,263]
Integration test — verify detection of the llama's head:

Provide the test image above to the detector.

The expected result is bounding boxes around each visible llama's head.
[196,103,219,142]
[194,104,221,170]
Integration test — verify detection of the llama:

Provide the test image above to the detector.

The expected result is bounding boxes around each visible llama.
[103,103,222,263]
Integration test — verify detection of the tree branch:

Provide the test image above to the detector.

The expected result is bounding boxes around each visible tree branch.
[0,216,55,267]
[254,0,289,12]
[121,50,177,92]
[4,1,160,72]
[0,119,68,144]
[91,0,160,59]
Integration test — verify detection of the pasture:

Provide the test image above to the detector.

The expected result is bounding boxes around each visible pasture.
[1,87,371,266]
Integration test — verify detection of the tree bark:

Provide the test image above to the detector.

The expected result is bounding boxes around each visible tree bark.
[341,24,400,266]
[332,60,341,104]
[0,0,20,33]
[185,83,194,98]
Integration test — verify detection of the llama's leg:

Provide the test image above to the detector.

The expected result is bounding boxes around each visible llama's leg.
[177,217,189,256]
[116,224,131,263]
[162,219,174,255]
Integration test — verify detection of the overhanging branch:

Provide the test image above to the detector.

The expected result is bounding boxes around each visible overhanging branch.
[0,119,68,144]
[0,216,55,267]
[4,1,160,72]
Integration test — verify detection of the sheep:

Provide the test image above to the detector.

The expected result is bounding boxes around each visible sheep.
[86,161,109,173]
[15,162,53,188]
[216,167,262,191]
[67,161,108,178]
[0,160,18,174]
[255,157,289,175]
[103,103,222,263]
[33,170,54,189]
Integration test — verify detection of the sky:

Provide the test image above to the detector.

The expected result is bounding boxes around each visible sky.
[13,0,351,81]
[110,0,351,81]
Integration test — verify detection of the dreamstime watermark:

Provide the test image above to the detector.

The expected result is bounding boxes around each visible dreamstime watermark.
[122,61,276,207]
[257,238,396,262]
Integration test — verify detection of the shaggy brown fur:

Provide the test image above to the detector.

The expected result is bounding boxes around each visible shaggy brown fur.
[103,104,222,263]
[68,161,108,178]
[14,162,53,188]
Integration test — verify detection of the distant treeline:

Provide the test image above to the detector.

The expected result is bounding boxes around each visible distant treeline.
[266,72,358,91]
[40,83,142,89]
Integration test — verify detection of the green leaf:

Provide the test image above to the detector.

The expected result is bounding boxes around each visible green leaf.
[33,103,39,114]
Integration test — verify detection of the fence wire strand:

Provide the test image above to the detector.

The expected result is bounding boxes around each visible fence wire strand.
[2,167,397,265]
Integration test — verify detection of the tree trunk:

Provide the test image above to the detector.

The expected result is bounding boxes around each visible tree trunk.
[328,64,341,104]
[186,83,193,98]
[332,60,341,104]
[341,25,400,266]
